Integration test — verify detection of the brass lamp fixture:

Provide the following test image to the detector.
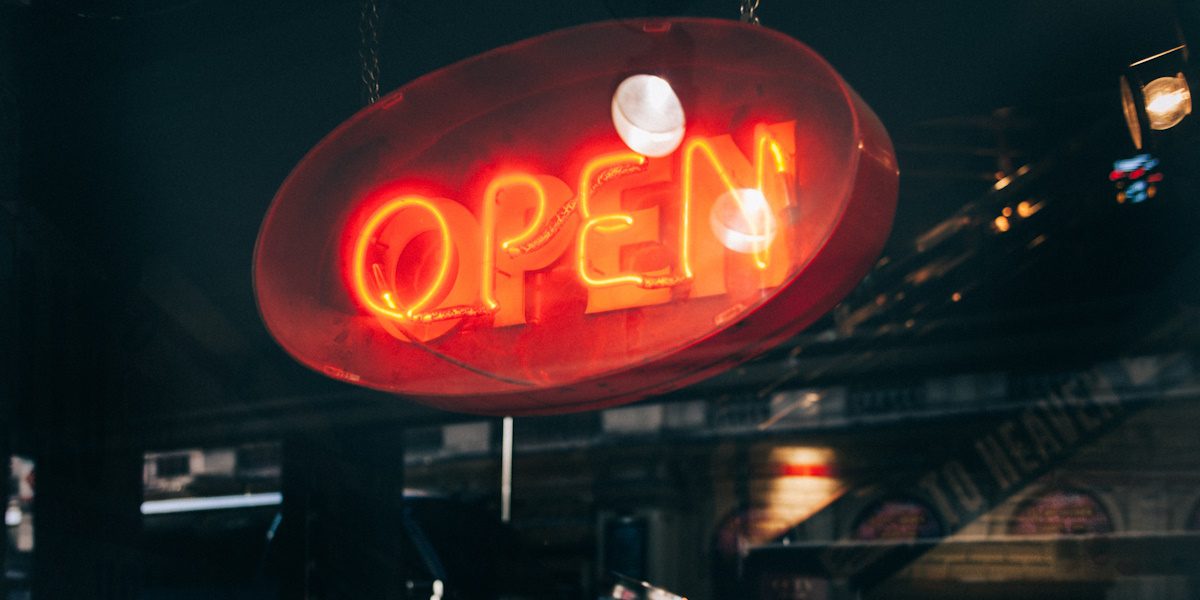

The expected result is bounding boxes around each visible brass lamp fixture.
[1121,45,1194,149]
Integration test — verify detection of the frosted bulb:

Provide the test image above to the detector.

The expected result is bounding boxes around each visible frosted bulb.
[709,188,777,254]
[1143,74,1191,131]
[612,74,686,157]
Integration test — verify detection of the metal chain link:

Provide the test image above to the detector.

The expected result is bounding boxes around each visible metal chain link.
[359,0,382,105]
[739,0,761,24]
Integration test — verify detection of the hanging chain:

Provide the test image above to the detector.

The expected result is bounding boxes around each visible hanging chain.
[358,0,382,105]
[739,0,761,24]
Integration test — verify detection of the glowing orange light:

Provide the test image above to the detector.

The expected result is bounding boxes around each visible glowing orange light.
[778,464,834,478]
[481,173,550,311]
[1016,200,1042,218]
[756,135,789,186]
[993,215,1011,233]
[575,152,667,289]
[355,124,798,331]
[577,215,645,287]
[577,152,646,229]
[371,262,389,292]
[574,127,792,298]
[496,176,549,252]
[352,196,455,321]
[682,132,785,274]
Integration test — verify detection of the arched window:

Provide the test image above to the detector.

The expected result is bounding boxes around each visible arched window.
[851,497,943,541]
[1008,488,1113,536]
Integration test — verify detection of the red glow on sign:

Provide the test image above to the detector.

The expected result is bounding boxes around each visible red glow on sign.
[253,18,899,414]
[777,464,835,478]
[348,122,795,338]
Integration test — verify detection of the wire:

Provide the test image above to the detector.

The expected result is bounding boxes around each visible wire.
[359,0,382,105]
[379,318,536,387]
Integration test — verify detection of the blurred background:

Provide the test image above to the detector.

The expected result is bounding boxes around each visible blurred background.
[2,0,1200,598]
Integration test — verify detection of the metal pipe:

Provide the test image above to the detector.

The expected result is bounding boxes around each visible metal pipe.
[501,416,513,523]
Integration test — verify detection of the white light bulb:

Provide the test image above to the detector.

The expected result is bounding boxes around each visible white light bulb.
[4,503,21,527]
[709,188,777,255]
[611,74,685,157]
[1143,74,1192,130]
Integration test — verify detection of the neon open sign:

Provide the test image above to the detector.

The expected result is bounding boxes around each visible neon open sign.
[254,19,899,415]
[350,121,795,340]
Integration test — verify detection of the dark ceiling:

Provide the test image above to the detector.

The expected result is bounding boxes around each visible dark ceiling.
[3,0,1198,444]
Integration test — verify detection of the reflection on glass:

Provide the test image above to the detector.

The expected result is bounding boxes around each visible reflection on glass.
[1143,74,1192,131]
[852,498,943,540]
[1009,489,1114,536]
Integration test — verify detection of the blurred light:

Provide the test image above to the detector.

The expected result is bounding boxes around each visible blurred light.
[1016,200,1042,218]
[1127,180,1149,202]
[770,446,834,467]
[1114,154,1160,172]
[1121,76,1145,149]
[778,463,833,477]
[612,74,686,157]
[993,215,1011,232]
[1111,153,1162,203]
[611,579,687,600]
[951,292,962,302]
[265,512,283,541]
[4,502,21,527]
[141,492,282,514]
[709,188,777,254]
[759,391,820,431]
[1001,206,1013,217]
[758,446,841,542]
[1143,74,1192,130]
[647,588,686,600]
[993,175,1013,191]
[1121,45,1192,148]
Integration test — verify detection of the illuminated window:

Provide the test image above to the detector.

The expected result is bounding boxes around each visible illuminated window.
[851,497,943,541]
[714,508,753,559]
[1008,488,1113,536]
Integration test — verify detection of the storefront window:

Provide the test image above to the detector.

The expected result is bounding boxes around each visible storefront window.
[852,498,943,541]
[1008,489,1114,536]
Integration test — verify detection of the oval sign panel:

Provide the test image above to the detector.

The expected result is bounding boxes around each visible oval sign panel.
[254,18,898,415]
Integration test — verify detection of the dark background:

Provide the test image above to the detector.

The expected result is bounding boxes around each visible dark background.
[2,0,1199,598]
[3,0,1192,431]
